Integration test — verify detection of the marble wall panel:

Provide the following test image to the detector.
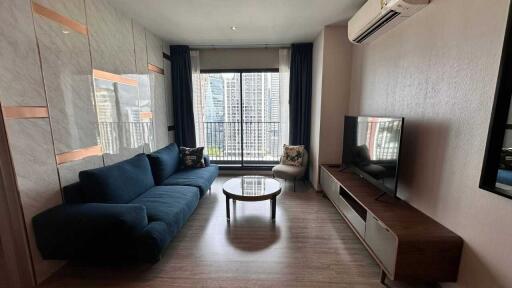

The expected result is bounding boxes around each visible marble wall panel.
[0,0,46,106]
[163,55,175,144]
[103,145,144,166]
[33,2,98,154]
[85,0,136,75]
[163,56,174,126]
[132,22,155,150]
[146,31,163,68]
[4,118,64,283]
[151,72,169,149]
[133,21,148,74]
[58,155,103,187]
[33,0,86,23]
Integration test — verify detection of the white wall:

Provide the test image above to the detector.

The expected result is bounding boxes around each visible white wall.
[199,48,279,70]
[318,26,353,173]
[310,26,353,190]
[349,0,512,286]
[310,30,324,190]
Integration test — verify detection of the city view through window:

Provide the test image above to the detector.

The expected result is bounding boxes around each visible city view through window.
[195,72,281,165]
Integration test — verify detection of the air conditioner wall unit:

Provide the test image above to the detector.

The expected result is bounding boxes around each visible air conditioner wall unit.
[348,0,430,44]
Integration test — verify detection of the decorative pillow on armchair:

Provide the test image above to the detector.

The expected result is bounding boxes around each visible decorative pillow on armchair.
[282,144,305,167]
[180,147,205,169]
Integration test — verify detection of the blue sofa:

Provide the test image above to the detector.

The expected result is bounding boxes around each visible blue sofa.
[32,144,218,262]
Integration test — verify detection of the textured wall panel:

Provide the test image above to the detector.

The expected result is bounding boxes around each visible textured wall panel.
[58,155,103,187]
[4,119,64,283]
[151,72,169,149]
[349,0,511,287]
[133,21,148,74]
[85,0,136,75]
[0,0,46,106]
[146,31,163,68]
[103,145,144,166]
[33,1,98,154]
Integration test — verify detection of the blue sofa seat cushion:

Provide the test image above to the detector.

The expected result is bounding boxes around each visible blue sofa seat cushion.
[147,143,180,185]
[160,165,219,196]
[130,186,200,237]
[32,203,148,260]
[79,154,155,204]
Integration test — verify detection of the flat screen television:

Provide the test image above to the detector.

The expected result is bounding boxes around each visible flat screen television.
[342,116,404,197]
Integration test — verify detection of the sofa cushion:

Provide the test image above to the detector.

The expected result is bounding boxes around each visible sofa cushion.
[180,146,205,169]
[130,186,200,236]
[79,154,155,204]
[147,143,181,185]
[160,165,219,196]
[32,203,148,260]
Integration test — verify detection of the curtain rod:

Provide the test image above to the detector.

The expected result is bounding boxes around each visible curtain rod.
[189,44,291,49]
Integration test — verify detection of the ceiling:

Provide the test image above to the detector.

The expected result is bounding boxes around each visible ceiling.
[109,0,365,47]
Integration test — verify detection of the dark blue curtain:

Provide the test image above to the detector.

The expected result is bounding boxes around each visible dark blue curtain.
[170,45,196,147]
[289,43,313,151]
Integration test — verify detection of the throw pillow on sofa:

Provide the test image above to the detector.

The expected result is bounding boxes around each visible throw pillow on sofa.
[282,144,305,167]
[180,147,205,169]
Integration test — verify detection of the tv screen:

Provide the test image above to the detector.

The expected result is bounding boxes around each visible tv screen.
[342,116,404,196]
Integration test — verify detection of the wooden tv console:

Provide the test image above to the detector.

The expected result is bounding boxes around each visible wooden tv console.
[320,165,463,284]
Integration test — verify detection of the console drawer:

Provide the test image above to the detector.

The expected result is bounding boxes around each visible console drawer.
[320,168,341,208]
[365,214,397,275]
[338,195,366,236]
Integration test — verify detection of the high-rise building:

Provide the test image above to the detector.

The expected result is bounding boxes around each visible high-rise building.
[197,72,280,163]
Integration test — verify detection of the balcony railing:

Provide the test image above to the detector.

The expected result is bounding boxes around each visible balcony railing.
[202,121,281,165]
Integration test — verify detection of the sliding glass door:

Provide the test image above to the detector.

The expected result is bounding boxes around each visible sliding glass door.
[196,70,280,167]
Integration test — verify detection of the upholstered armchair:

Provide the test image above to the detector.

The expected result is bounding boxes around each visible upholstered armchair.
[272,150,308,191]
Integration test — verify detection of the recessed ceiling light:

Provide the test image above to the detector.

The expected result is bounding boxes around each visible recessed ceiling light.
[62,30,70,34]
[231,26,237,31]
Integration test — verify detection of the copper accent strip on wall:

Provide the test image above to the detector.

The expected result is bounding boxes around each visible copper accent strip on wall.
[92,69,138,86]
[148,64,164,75]
[2,107,49,119]
[32,2,88,36]
[140,111,153,120]
[55,145,103,165]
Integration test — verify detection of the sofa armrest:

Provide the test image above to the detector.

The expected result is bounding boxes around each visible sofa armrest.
[136,221,172,262]
[32,203,148,260]
[204,154,211,167]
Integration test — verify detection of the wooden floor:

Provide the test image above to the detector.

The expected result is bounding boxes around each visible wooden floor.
[41,176,435,288]
[0,239,7,288]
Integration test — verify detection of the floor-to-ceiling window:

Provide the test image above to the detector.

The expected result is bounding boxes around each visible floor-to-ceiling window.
[195,70,281,167]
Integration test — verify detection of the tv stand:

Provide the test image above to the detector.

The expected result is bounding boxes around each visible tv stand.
[320,164,463,284]
[374,191,387,201]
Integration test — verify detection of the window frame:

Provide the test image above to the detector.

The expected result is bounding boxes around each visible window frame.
[198,68,280,168]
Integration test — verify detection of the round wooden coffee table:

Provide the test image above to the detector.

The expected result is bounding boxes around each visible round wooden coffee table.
[223,176,281,221]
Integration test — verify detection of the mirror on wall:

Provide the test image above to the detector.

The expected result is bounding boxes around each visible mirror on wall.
[480,2,512,199]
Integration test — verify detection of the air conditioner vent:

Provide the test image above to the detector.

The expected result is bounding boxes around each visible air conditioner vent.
[348,0,429,44]
[353,10,401,44]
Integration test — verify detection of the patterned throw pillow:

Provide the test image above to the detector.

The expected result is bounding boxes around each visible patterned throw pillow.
[180,147,205,169]
[282,144,305,167]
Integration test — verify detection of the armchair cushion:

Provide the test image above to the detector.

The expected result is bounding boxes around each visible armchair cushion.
[282,145,305,167]
[272,164,307,180]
